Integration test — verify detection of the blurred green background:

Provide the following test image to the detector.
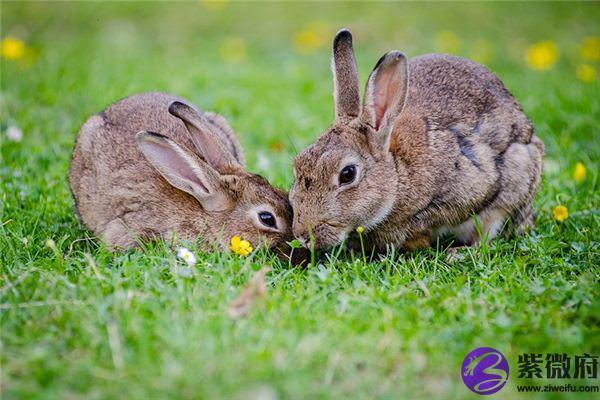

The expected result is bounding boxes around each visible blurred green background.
[2,1,598,186]
[1,2,598,399]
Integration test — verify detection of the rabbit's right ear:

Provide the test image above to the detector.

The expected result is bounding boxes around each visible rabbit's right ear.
[168,101,242,173]
[137,131,231,211]
[332,29,361,119]
[361,51,409,151]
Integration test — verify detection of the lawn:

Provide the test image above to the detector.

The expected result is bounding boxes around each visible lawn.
[1,2,599,399]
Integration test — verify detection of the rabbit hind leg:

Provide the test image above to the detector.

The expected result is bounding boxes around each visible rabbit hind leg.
[461,137,543,243]
[492,137,544,238]
[440,207,509,246]
[100,218,137,250]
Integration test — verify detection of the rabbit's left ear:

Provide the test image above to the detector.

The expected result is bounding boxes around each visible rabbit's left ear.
[168,101,243,173]
[361,51,409,151]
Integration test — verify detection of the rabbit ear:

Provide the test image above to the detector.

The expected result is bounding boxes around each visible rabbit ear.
[361,51,408,149]
[137,131,231,211]
[168,101,242,173]
[332,29,361,119]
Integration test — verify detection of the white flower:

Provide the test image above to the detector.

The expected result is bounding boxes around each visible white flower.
[177,247,197,267]
[257,151,270,171]
[7,126,23,142]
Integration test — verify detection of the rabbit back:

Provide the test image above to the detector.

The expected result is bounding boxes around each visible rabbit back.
[69,92,241,248]
[395,55,544,243]
[406,54,534,149]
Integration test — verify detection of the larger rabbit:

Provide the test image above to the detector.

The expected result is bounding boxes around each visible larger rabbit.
[70,92,295,255]
[290,29,544,252]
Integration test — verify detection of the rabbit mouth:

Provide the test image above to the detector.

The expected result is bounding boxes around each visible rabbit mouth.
[295,221,350,250]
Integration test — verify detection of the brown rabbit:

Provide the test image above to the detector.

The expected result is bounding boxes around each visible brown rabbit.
[290,29,544,252]
[69,92,294,255]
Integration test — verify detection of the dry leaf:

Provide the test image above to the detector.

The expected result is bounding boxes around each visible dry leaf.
[227,266,270,319]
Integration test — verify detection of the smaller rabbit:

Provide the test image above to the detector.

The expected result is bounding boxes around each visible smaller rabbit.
[290,29,544,252]
[69,92,295,256]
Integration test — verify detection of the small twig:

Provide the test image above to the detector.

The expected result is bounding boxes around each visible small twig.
[227,266,270,320]
[324,352,341,386]
[106,321,125,371]
[84,252,102,279]
[68,236,95,253]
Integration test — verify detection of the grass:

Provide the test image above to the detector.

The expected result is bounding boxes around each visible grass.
[1,2,599,399]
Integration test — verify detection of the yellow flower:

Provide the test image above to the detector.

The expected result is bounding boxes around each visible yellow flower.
[268,141,284,153]
[293,22,329,54]
[200,0,228,11]
[573,162,586,182]
[525,41,559,71]
[435,31,460,54]
[230,235,253,256]
[356,226,364,234]
[552,205,568,222]
[580,37,599,61]
[1,37,26,60]
[577,64,596,83]
[219,37,246,63]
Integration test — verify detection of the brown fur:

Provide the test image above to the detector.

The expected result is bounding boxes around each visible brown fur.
[69,92,294,254]
[290,29,544,251]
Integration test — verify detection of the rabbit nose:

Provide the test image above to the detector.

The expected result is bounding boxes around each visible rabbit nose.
[293,226,310,248]
[293,231,309,248]
[296,236,309,248]
[293,213,315,248]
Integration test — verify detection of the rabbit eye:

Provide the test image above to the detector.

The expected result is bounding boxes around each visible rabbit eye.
[339,165,357,185]
[258,211,277,228]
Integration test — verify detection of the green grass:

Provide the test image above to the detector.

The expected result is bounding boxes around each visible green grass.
[1,2,599,399]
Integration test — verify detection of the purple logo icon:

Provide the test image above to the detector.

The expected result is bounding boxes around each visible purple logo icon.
[461,347,509,395]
